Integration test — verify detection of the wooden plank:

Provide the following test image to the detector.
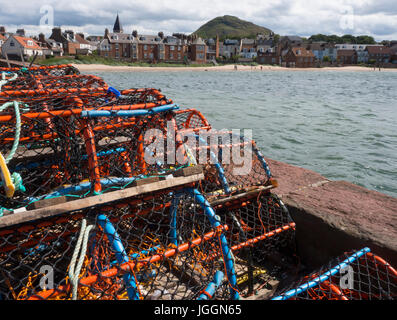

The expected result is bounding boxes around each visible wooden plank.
[0,173,204,229]
[173,165,203,177]
[26,196,67,210]
[131,176,160,186]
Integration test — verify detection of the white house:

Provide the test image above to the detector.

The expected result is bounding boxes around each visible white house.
[2,35,44,60]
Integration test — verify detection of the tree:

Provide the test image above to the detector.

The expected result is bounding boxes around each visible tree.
[323,56,331,63]
[158,31,164,39]
[273,33,280,45]
[132,30,138,38]
[341,34,357,43]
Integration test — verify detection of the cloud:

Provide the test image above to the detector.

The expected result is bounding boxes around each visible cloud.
[0,0,396,40]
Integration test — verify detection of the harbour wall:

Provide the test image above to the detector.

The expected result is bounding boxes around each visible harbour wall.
[265,158,397,268]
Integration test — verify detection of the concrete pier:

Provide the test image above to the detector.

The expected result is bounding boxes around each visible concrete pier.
[265,158,397,268]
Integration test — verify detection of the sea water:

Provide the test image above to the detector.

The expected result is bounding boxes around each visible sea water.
[88,70,397,198]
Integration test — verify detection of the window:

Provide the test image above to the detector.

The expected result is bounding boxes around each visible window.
[170,53,173,59]
[144,53,147,59]
[178,46,181,51]
[170,46,175,51]
[144,45,148,50]
[10,41,15,47]
[178,53,181,60]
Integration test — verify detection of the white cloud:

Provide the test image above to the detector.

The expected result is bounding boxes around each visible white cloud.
[0,0,396,40]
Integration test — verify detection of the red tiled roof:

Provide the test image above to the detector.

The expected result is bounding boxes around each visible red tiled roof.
[290,47,315,57]
[366,45,392,55]
[337,49,356,56]
[75,34,90,45]
[13,36,42,50]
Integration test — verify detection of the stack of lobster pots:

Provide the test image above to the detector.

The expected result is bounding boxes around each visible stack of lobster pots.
[0,65,394,301]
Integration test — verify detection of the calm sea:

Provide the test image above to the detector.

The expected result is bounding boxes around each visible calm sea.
[87,70,397,198]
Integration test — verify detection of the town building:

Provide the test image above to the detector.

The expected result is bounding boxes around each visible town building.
[280,36,304,49]
[38,33,64,57]
[0,26,12,39]
[308,42,337,62]
[50,27,91,55]
[205,36,219,61]
[366,45,392,64]
[189,37,207,64]
[1,35,44,60]
[257,47,279,65]
[219,39,240,59]
[99,15,189,63]
[283,47,315,68]
[240,38,257,59]
[162,36,188,63]
[337,49,357,65]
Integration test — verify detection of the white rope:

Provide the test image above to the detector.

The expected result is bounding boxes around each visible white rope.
[68,219,94,300]
[0,72,18,91]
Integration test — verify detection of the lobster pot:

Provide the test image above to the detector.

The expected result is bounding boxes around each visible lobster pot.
[0,74,107,93]
[179,130,272,196]
[0,186,237,300]
[0,108,89,211]
[0,65,80,77]
[80,106,188,194]
[174,109,211,131]
[212,191,296,297]
[272,247,397,300]
[0,93,176,211]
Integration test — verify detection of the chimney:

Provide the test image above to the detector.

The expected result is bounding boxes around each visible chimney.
[105,28,109,38]
[50,27,63,41]
[16,29,25,37]
[39,33,46,44]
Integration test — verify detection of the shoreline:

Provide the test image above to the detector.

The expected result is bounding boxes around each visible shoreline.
[73,63,397,73]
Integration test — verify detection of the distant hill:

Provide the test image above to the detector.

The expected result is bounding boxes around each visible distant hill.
[193,15,272,40]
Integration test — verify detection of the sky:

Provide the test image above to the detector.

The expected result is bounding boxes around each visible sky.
[0,0,396,41]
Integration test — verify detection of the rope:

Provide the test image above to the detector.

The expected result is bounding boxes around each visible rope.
[0,101,28,215]
[0,72,18,91]
[0,101,23,163]
[68,219,94,300]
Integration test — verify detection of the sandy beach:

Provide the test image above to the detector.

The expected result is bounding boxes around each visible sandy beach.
[73,63,397,73]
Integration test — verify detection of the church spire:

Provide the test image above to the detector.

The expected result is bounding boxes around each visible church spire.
[113,13,123,33]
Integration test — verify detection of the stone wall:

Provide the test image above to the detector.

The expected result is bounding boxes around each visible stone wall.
[266,158,397,268]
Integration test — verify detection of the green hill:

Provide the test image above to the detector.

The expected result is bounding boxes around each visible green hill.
[193,15,272,40]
